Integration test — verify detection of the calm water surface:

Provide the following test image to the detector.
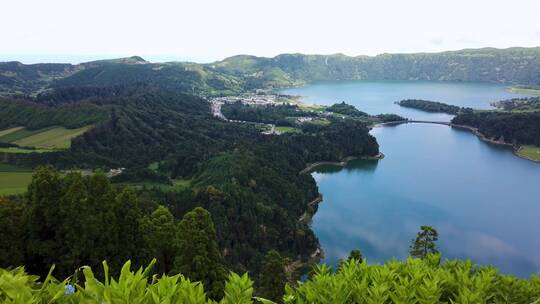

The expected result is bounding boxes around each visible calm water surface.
[280,81,540,277]
[281,80,532,121]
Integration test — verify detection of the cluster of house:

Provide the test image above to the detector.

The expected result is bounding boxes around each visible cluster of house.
[107,168,125,178]
[210,94,282,106]
[296,117,314,123]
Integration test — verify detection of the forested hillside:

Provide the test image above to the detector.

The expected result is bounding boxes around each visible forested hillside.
[397,99,473,115]
[52,62,244,96]
[221,102,316,124]
[2,47,540,97]
[2,47,540,299]
[212,47,540,88]
[0,61,79,95]
[0,85,379,276]
[0,98,108,130]
[491,96,540,111]
[452,111,540,146]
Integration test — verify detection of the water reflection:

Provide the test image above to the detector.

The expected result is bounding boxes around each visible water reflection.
[312,124,540,277]
[312,159,379,175]
[280,80,533,121]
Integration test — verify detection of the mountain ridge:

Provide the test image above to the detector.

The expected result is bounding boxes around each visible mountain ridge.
[2,46,540,97]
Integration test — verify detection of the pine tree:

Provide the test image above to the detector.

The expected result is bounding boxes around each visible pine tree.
[141,205,178,273]
[25,166,65,277]
[57,172,90,277]
[409,225,439,259]
[87,170,117,270]
[0,199,24,268]
[338,249,364,270]
[173,207,226,300]
[347,249,363,263]
[257,250,286,303]
[112,188,146,271]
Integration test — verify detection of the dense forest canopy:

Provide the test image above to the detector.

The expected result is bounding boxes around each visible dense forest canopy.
[397,99,473,115]
[491,96,540,112]
[0,84,379,277]
[452,111,540,146]
[221,102,316,125]
[325,102,369,117]
[211,47,540,87]
[0,97,108,130]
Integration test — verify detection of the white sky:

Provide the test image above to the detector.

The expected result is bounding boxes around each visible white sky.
[1,0,540,63]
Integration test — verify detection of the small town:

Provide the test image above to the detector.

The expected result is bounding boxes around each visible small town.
[208,94,327,135]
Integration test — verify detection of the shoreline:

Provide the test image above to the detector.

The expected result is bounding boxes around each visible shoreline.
[287,194,324,282]
[299,153,385,175]
[293,153,386,271]
[378,120,539,164]
[513,147,540,164]
[506,85,540,96]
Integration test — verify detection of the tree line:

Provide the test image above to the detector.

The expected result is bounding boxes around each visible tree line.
[1,216,539,303]
[397,99,473,115]
[452,111,540,146]
[1,85,381,281]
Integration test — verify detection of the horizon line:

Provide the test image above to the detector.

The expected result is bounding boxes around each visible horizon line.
[1,45,539,65]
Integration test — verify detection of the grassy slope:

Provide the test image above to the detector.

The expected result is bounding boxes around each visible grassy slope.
[275,126,302,134]
[0,126,56,143]
[0,164,32,196]
[0,127,24,137]
[0,172,33,195]
[516,145,540,162]
[117,179,191,191]
[0,147,53,154]
[508,86,540,96]
[13,126,91,149]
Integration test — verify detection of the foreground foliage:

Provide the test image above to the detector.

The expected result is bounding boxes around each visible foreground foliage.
[0,260,255,304]
[1,86,379,274]
[286,255,540,304]
[1,255,539,304]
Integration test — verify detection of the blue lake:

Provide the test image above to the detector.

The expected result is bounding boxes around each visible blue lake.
[281,80,531,121]
[281,81,540,277]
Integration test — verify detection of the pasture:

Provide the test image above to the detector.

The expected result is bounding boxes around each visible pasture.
[517,145,540,162]
[0,125,91,152]
[0,164,33,196]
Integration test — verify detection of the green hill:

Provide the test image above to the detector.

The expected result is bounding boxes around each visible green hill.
[2,47,540,97]
[212,47,540,86]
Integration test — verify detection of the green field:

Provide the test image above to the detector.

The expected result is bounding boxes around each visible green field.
[0,164,33,196]
[275,126,302,134]
[277,95,326,112]
[0,126,56,143]
[0,126,24,137]
[517,145,540,162]
[14,126,90,149]
[0,147,54,154]
[508,86,540,95]
[119,179,191,191]
[0,163,31,172]
[0,125,91,152]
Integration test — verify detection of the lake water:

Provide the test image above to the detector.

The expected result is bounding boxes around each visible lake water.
[281,80,531,121]
[280,81,540,277]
